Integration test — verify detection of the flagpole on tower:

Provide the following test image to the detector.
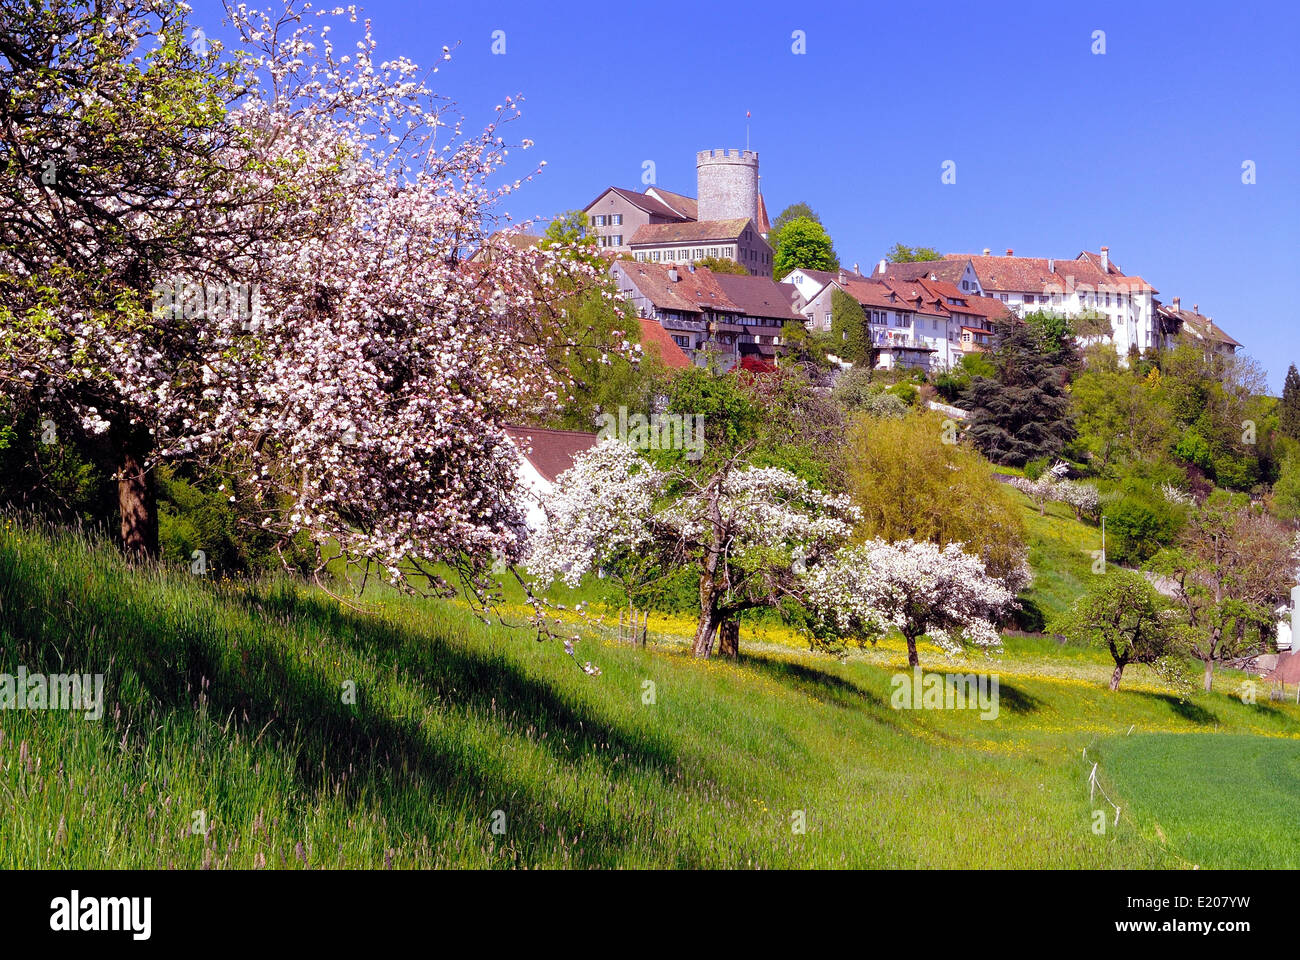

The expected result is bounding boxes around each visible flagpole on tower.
[745,110,751,151]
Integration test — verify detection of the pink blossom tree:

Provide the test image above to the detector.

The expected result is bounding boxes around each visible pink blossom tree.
[0,2,618,591]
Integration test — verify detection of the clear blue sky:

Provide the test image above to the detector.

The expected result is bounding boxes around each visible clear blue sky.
[196,0,1299,392]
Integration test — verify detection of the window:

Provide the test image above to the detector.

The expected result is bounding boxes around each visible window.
[651,251,660,262]
[708,248,718,258]
[1000,294,1009,302]
[694,248,703,259]
[611,214,622,225]
[962,280,969,290]
[595,215,607,227]
[724,246,735,258]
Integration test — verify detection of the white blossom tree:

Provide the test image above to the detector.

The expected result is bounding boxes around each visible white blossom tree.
[806,539,1018,668]
[526,439,864,658]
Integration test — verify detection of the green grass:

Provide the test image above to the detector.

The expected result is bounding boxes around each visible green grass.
[1101,734,1300,868]
[0,521,1296,868]
[1011,489,1107,628]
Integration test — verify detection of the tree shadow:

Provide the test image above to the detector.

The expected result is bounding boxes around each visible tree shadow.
[738,654,887,710]
[1135,691,1219,725]
[0,547,685,867]
[995,681,1043,715]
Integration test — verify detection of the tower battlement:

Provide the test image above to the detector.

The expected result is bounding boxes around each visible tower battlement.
[696,148,760,227]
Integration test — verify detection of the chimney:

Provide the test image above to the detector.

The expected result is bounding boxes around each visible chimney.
[1193,303,1199,315]
[1048,259,1055,273]
[853,262,860,276]
[1005,248,1014,257]
[667,267,679,282]
[877,258,887,275]
[983,248,991,256]
[1172,296,1180,312]
[1100,246,1109,272]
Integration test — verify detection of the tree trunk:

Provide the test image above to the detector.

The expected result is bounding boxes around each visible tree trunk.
[905,633,919,668]
[719,619,740,659]
[1202,658,1214,693]
[117,442,158,560]
[692,607,718,659]
[1109,661,1126,692]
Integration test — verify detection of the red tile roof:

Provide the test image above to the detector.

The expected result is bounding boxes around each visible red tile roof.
[839,277,907,311]
[1156,303,1241,348]
[644,187,698,221]
[756,192,771,235]
[629,218,757,246]
[877,259,970,285]
[637,317,692,369]
[504,425,599,483]
[711,273,803,322]
[614,260,742,316]
[944,253,1158,297]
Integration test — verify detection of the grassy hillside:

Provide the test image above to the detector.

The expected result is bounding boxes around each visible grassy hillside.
[1,522,1296,869]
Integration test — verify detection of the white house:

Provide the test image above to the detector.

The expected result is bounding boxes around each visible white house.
[785,268,1010,373]
[504,425,598,532]
[945,248,1159,360]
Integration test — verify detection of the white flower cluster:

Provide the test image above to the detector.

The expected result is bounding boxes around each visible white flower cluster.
[804,539,1016,656]
[1007,471,1099,519]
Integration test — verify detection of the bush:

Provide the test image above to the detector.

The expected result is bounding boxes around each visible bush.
[1106,488,1185,566]
[1024,458,1050,481]
[887,382,918,407]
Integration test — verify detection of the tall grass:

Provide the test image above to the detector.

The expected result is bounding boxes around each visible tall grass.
[0,520,1295,868]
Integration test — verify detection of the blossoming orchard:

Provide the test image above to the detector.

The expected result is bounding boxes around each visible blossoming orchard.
[0,0,1296,884]
[527,439,1025,662]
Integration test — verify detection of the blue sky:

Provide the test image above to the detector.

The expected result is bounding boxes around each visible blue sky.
[196,0,1299,392]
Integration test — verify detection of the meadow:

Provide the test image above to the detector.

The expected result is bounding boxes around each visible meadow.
[1,518,1296,869]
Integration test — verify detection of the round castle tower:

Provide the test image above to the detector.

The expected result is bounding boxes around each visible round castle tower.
[696,149,759,226]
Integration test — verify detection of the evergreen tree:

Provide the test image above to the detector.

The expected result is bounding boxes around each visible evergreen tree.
[1280,364,1300,441]
[965,318,1075,466]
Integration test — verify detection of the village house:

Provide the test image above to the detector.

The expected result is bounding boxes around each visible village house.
[942,248,1160,359]
[787,267,1009,372]
[1154,297,1241,357]
[504,425,599,531]
[629,217,773,278]
[612,260,797,369]
[584,148,775,276]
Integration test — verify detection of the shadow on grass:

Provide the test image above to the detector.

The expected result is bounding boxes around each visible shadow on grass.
[995,682,1044,715]
[738,654,887,711]
[250,586,682,782]
[0,540,685,867]
[1135,691,1219,725]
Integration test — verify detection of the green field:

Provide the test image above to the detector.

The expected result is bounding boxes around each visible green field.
[1,521,1296,868]
[1101,734,1300,869]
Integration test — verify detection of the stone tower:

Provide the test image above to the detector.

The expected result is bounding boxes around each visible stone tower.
[696,149,759,225]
